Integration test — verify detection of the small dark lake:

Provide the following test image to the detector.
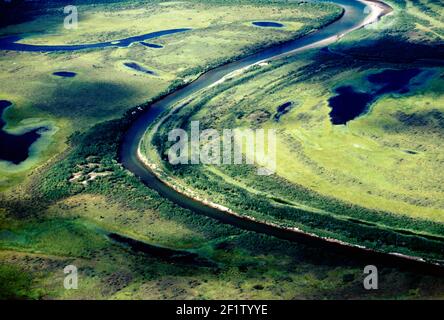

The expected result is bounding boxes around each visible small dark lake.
[274,101,294,121]
[0,100,47,164]
[124,62,156,75]
[328,69,423,125]
[328,86,373,125]
[109,233,214,266]
[0,28,191,52]
[120,0,444,273]
[252,21,284,28]
[140,42,163,49]
[53,71,77,78]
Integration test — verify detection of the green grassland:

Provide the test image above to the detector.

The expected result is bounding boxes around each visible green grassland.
[332,0,444,60]
[1,95,444,299]
[2,138,444,300]
[144,0,444,261]
[1,0,444,299]
[156,59,444,222]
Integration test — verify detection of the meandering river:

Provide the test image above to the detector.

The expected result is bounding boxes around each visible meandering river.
[0,0,441,273]
[119,1,444,273]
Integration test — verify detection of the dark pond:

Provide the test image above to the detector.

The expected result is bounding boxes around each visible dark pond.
[140,42,163,49]
[53,71,77,78]
[0,100,47,164]
[252,21,284,28]
[274,101,294,121]
[0,28,191,52]
[124,62,156,75]
[328,69,423,125]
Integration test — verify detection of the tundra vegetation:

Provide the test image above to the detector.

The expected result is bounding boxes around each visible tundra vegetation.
[146,0,444,261]
[1,0,444,299]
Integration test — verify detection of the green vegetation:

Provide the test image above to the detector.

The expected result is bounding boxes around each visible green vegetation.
[1,0,444,299]
[0,0,342,190]
[1,86,444,299]
[144,0,444,261]
[0,115,444,299]
[332,0,444,61]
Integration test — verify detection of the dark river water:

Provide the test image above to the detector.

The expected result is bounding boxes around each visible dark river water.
[1,0,440,271]
[368,68,422,94]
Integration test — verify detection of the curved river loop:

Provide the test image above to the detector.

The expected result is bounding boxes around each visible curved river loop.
[119,0,444,274]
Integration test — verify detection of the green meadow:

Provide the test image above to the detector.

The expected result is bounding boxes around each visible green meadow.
[145,0,444,260]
